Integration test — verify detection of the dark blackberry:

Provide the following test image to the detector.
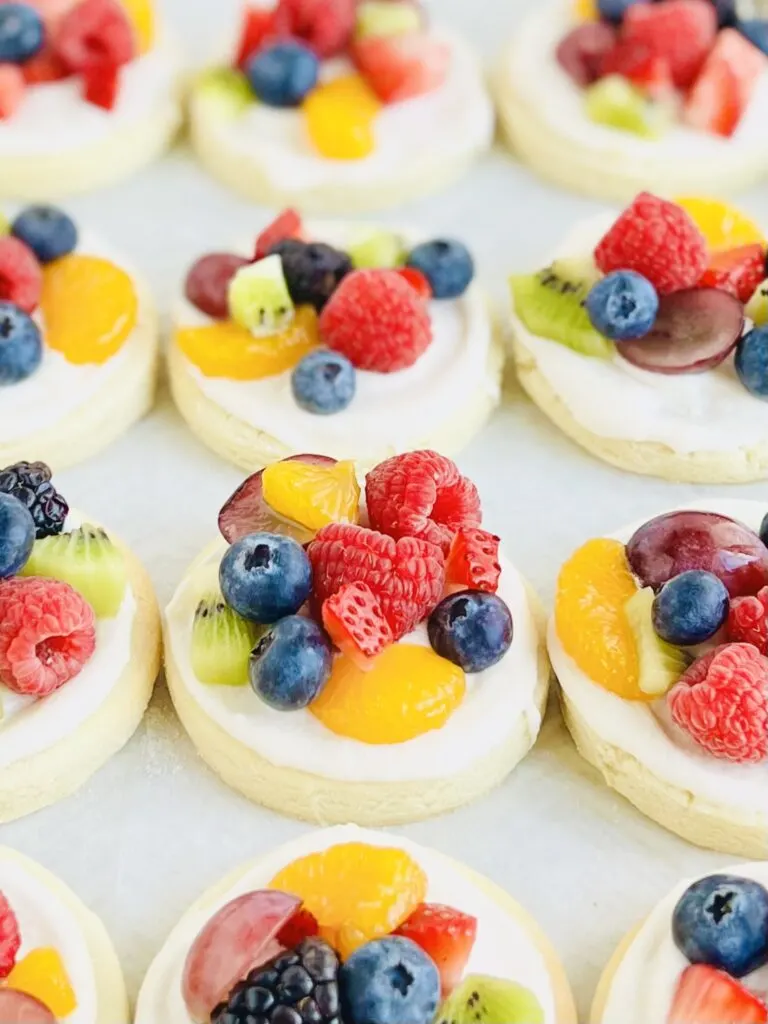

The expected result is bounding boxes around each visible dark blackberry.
[269,240,352,312]
[212,938,341,1024]
[0,461,68,538]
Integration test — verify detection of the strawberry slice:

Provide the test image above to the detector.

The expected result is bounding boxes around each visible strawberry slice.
[599,39,674,98]
[254,209,304,261]
[82,62,120,109]
[321,581,394,669]
[446,527,501,594]
[395,903,477,998]
[352,32,451,103]
[669,965,768,1024]
[0,65,25,120]
[699,243,767,303]
[276,908,319,948]
[22,47,69,84]
[235,6,277,69]
[622,0,717,88]
[396,267,432,300]
[685,28,768,136]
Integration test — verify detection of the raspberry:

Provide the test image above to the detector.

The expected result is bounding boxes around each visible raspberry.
[308,523,445,640]
[0,461,68,538]
[668,643,768,763]
[0,892,20,981]
[321,581,394,667]
[446,527,501,594]
[234,6,277,69]
[594,193,708,296]
[0,577,96,697]
[319,269,432,372]
[272,0,356,58]
[0,237,42,314]
[622,0,718,88]
[254,208,304,261]
[365,451,481,554]
[54,0,135,73]
[727,587,768,654]
[82,61,120,109]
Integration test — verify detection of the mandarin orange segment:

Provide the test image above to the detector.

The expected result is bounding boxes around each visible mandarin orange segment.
[6,948,77,1018]
[304,75,381,160]
[41,255,138,365]
[118,0,155,51]
[572,0,598,20]
[270,842,427,959]
[262,459,360,532]
[675,197,765,251]
[310,643,466,743]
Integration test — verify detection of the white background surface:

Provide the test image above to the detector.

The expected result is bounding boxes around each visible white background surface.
[5,0,768,1017]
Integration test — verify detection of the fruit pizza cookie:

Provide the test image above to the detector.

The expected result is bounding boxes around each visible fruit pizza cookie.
[0,460,160,821]
[188,1,494,212]
[592,867,768,1024]
[550,499,768,857]
[163,451,549,825]
[497,0,768,199]
[170,209,501,471]
[0,204,159,470]
[510,193,768,482]
[136,825,576,1024]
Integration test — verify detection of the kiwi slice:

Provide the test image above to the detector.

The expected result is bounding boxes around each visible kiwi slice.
[436,975,544,1024]
[510,258,614,359]
[20,524,127,618]
[625,586,689,697]
[746,280,768,327]
[347,228,405,270]
[228,255,295,336]
[584,75,672,138]
[196,68,254,117]
[355,0,422,39]
[191,595,263,687]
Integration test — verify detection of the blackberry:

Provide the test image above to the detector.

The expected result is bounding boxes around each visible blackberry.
[212,938,341,1024]
[269,240,352,312]
[0,461,68,538]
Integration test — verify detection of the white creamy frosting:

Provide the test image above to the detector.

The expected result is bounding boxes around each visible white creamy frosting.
[511,213,768,454]
[135,824,557,1024]
[550,499,768,816]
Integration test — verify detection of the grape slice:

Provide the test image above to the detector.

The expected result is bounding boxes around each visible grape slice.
[0,990,55,1023]
[185,253,250,320]
[555,23,617,86]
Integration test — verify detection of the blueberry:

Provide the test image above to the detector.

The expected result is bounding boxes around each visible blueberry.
[428,590,513,673]
[652,570,729,646]
[0,302,42,385]
[585,271,658,341]
[598,0,649,23]
[246,41,319,107]
[340,937,440,1024]
[0,492,34,578]
[672,874,768,978]
[0,3,44,63]
[760,512,768,549]
[738,19,768,54]
[405,239,474,300]
[12,205,78,264]
[291,349,356,415]
[219,533,312,624]
[735,327,768,399]
[249,614,332,711]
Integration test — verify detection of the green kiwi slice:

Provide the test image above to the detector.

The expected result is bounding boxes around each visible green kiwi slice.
[347,228,405,270]
[195,68,254,117]
[624,587,689,697]
[191,595,263,687]
[584,75,672,138]
[746,280,768,327]
[228,254,295,336]
[436,975,545,1024]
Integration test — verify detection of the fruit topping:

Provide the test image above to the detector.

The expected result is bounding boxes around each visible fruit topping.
[0,990,55,1024]
[355,0,423,40]
[321,581,393,668]
[0,576,95,696]
[668,964,768,1024]
[584,75,672,137]
[347,228,404,271]
[291,349,356,414]
[82,62,120,109]
[676,196,765,251]
[272,0,356,59]
[699,244,766,303]
[246,40,319,107]
[219,533,312,624]
[10,206,75,266]
[622,0,717,88]
[352,32,450,102]
[0,892,20,980]
[269,841,427,959]
[191,595,261,687]
[405,240,474,301]
[668,643,768,763]
[54,0,135,72]
[585,270,658,341]
[0,4,44,63]
[269,239,352,312]
[624,586,688,697]
[0,303,41,385]
[555,22,617,86]
[597,0,648,24]
[739,19,768,57]
[598,39,674,98]
[0,236,42,314]
[255,208,304,262]
[428,591,513,673]
[22,46,68,85]
[446,528,501,594]
[250,614,333,710]
[235,6,277,69]
[195,67,253,116]
[728,587,768,654]
[652,569,729,646]
[6,948,76,1018]
[276,907,320,948]
[435,975,545,1024]
[395,904,477,999]
[262,458,360,533]
[0,493,34,579]
[340,937,440,1024]
[310,642,466,742]
[119,0,154,53]
[304,73,381,160]
[228,255,295,336]
[0,65,25,120]
[684,28,768,137]
[736,326,768,399]
[184,253,250,321]
[746,280,768,326]
[397,266,432,299]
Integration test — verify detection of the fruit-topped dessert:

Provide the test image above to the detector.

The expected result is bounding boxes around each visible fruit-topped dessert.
[509,193,768,483]
[163,450,548,825]
[188,1,494,211]
[550,498,768,857]
[593,866,768,1024]
[169,209,501,472]
[0,203,159,470]
[0,458,160,822]
[136,825,577,1024]
[498,0,768,199]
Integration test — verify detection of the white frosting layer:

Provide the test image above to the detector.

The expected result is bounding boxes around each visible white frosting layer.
[511,213,768,454]
[550,499,768,816]
[135,825,558,1024]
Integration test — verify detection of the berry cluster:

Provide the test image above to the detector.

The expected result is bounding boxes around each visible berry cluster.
[0,890,76,1016]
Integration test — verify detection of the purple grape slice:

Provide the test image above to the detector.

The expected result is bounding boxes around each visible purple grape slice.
[555,22,617,86]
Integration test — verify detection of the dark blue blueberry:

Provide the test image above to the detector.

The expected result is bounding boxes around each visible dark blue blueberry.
[652,570,729,646]
[0,492,34,578]
[291,349,356,415]
[340,937,440,1024]
[0,302,42,385]
[585,270,658,341]
[735,327,768,399]
[12,205,78,264]
[672,874,768,978]
[760,512,768,549]
[428,590,513,673]
[219,532,312,624]
[249,614,332,711]
[0,3,44,63]
[738,19,768,54]
[598,0,649,24]
[246,41,319,107]
[405,239,474,300]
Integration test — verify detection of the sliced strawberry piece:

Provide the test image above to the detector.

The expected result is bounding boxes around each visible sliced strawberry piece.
[669,965,768,1024]
[446,527,501,594]
[685,28,768,136]
[622,0,717,88]
[599,39,674,98]
[0,65,25,120]
[82,62,120,109]
[321,581,394,669]
[396,266,432,300]
[699,243,767,303]
[272,0,356,59]
[395,903,477,999]
[275,908,319,948]
[254,209,304,261]
[0,237,42,313]
[235,6,277,69]
[22,47,69,84]
[54,0,135,73]
[352,32,450,103]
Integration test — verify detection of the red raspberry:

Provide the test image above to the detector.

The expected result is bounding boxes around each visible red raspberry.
[727,587,768,654]
[0,577,96,697]
[365,451,481,554]
[308,523,445,641]
[272,0,356,58]
[54,0,135,73]
[82,62,120,109]
[446,528,501,594]
[319,269,432,373]
[668,643,768,763]
[594,193,708,296]
[0,892,20,980]
[699,244,767,304]
[0,237,42,314]
[321,582,394,668]
[235,6,278,69]
[599,40,674,98]
[622,0,717,89]
[254,209,304,261]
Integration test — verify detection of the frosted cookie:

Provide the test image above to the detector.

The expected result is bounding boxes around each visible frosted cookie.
[509,193,768,483]
[188,1,494,212]
[164,451,549,826]
[136,825,576,1024]
[497,0,768,201]
[0,459,160,822]
[592,865,768,1023]
[0,0,180,200]
[169,210,501,472]
[550,498,768,858]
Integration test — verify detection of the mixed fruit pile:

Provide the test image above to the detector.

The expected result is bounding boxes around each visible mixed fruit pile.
[199,0,450,161]
[557,0,768,139]
[0,0,154,118]
[190,451,515,745]
[181,839,544,1024]
[512,192,768,399]
[556,507,768,764]
[179,208,474,414]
